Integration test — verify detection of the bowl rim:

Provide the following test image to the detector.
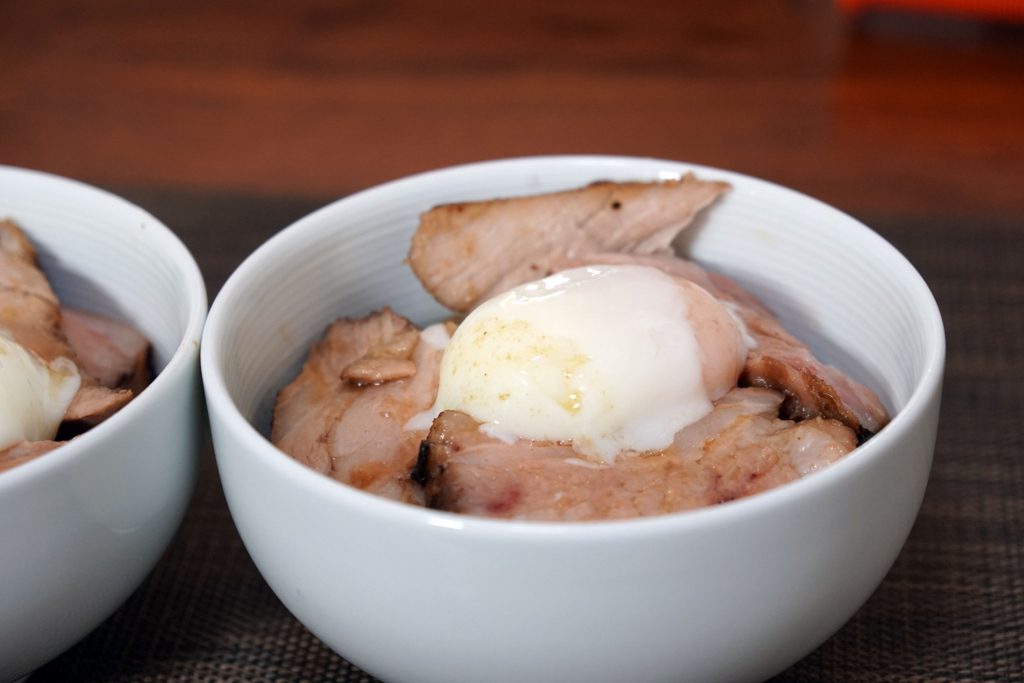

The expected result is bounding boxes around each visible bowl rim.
[202,154,945,540]
[0,165,208,489]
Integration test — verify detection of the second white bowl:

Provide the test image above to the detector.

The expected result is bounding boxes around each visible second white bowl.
[0,167,207,682]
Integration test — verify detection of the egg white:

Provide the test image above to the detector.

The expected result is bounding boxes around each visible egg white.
[429,265,750,463]
[0,333,81,451]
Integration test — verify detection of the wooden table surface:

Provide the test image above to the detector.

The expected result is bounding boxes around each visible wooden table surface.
[2,0,1022,217]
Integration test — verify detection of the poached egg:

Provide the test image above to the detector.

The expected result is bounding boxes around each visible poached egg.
[0,333,81,451]
[428,265,751,463]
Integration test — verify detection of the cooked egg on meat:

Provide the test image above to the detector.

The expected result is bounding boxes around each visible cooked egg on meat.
[0,333,81,451]
[275,177,891,520]
[426,265,752,464]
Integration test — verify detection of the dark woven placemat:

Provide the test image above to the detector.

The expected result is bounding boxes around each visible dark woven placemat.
[32,190,1024,682]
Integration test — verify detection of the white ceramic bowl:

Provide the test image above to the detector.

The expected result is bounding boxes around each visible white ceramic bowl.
[202,156,944,683]
[0,167,207,682]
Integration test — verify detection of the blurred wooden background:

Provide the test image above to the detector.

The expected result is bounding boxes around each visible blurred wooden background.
[1,0,1022,217]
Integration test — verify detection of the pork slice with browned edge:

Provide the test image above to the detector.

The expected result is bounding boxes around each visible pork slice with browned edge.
[272,308,445,505]
[407,175,730,313]
[414,388,857,521]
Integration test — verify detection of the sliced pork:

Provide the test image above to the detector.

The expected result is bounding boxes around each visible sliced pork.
[273,176,889,520]
[1,220,72,361]
[408,176,730,313]
[272,308,445,504]
[414,388,856,521]
[0,440,62,474]
[0,219,145,432]
[61,307,151,396]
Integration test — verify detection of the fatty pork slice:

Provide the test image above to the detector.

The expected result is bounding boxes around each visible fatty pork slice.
[408,175,730,313]
[415,388,857,521]
[555,252,890,439]
[0,220,132,427]
[272,308,444,505]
